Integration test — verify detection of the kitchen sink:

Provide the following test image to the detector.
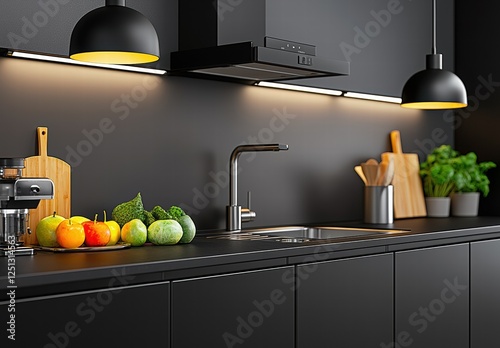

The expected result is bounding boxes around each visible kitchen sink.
[207,226,408,243]
[252,226,402,238]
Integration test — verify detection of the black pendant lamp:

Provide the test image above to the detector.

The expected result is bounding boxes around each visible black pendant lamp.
[401,0,467,109]
[70,0,159,65]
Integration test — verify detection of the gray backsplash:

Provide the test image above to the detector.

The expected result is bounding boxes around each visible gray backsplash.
[0,58,453,231]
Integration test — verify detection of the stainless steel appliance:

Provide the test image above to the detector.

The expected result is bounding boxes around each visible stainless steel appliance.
[0,158,54,256]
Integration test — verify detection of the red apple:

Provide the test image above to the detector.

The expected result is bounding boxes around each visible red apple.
[82,214,111,247]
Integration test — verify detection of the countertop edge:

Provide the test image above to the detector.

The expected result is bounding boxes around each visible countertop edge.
[2,217,500,293]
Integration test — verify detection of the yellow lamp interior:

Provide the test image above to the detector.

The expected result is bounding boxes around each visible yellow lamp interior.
[70,51,159,65]
[401,101,467,109]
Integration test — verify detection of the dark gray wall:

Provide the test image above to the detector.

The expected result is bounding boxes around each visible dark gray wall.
[455,1,500,216]
[0,1,456,231]
[272,0,456,98]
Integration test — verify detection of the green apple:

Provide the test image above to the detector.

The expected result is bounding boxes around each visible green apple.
[36,213,65,247]
[121,219,147,247]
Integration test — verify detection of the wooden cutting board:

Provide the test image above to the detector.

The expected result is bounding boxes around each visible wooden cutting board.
[23,127,71,245]
[381,130,426,219]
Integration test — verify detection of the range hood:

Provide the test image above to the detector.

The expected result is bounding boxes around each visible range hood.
[170,0,349,83]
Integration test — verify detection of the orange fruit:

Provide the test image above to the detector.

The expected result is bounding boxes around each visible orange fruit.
[56,219,85,248]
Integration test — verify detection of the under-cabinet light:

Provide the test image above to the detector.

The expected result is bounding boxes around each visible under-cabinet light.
[256,82,402,104]
[256,81,343,96]
[343,92,402,104]
[7,50,166,75]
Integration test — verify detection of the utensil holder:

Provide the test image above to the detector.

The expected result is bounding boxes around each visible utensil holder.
[364,185,394,224]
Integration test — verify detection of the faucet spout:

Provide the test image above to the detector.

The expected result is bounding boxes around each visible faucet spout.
[229,144,288,206]
[226,143,289,231]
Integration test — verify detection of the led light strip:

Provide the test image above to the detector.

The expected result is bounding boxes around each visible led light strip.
[3,50,403,100]
[8,51,167,75]
[343,92,402,104]
[256,81,402,104]
[256,81,343,96]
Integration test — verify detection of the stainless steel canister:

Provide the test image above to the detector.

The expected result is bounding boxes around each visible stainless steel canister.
[364,185,394,224]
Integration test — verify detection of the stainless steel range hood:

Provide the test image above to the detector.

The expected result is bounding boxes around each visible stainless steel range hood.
[170,0,349,83]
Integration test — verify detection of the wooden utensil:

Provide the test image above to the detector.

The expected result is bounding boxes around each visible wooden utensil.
[361,161,378,186]
[23,127,71,245]
[381,130,426,218]
[354,166,367,185]
[376,160,388,186]
[383,158,395,186]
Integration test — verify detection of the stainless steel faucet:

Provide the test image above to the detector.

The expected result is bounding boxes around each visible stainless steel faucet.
[226,143,289,231]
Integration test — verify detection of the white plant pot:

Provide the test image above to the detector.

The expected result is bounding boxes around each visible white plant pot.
[425,197,451,217]
[451,192,480,217]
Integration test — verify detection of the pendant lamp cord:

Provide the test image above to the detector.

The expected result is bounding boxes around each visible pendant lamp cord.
[432,0,437,55]
[106,0,125,6]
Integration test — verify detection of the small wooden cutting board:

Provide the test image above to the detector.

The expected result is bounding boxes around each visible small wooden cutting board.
[381,130,426,219]
[23,127,71,245]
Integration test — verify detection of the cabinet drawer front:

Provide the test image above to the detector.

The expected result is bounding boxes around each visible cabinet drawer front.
[172,266,294,348]
[471,239,500,348]
[1,282,170,347]
[396,244,469,348]
[296,253,393,347]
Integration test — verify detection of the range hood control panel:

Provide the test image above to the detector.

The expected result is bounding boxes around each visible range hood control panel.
[265,37,316,56]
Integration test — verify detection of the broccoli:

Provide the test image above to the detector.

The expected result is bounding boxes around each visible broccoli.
[151,205,170,220]
[143,210,156,227]
[167,206,186,220]
[111,193,145,227]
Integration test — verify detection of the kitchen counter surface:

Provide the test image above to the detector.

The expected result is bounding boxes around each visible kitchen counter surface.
[2,216,500,299]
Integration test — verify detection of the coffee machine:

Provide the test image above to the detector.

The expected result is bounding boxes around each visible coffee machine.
[0,158,54,256]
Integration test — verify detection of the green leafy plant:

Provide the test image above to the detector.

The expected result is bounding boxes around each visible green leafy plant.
[452,152,496,197]
[420,145,457,197]
[420,145,496,198]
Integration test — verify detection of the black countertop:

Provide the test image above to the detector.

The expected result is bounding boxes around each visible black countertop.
[2,216,500,300]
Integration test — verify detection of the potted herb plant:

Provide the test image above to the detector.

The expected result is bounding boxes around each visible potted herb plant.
[450,151,496,217]
[420,145,457,217]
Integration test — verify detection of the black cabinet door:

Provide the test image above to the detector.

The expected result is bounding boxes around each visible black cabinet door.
[395,244,469,348]
[1,281,170,347]
[296,253,393,347]
[471,239,500,348]
[171,266,294,348]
